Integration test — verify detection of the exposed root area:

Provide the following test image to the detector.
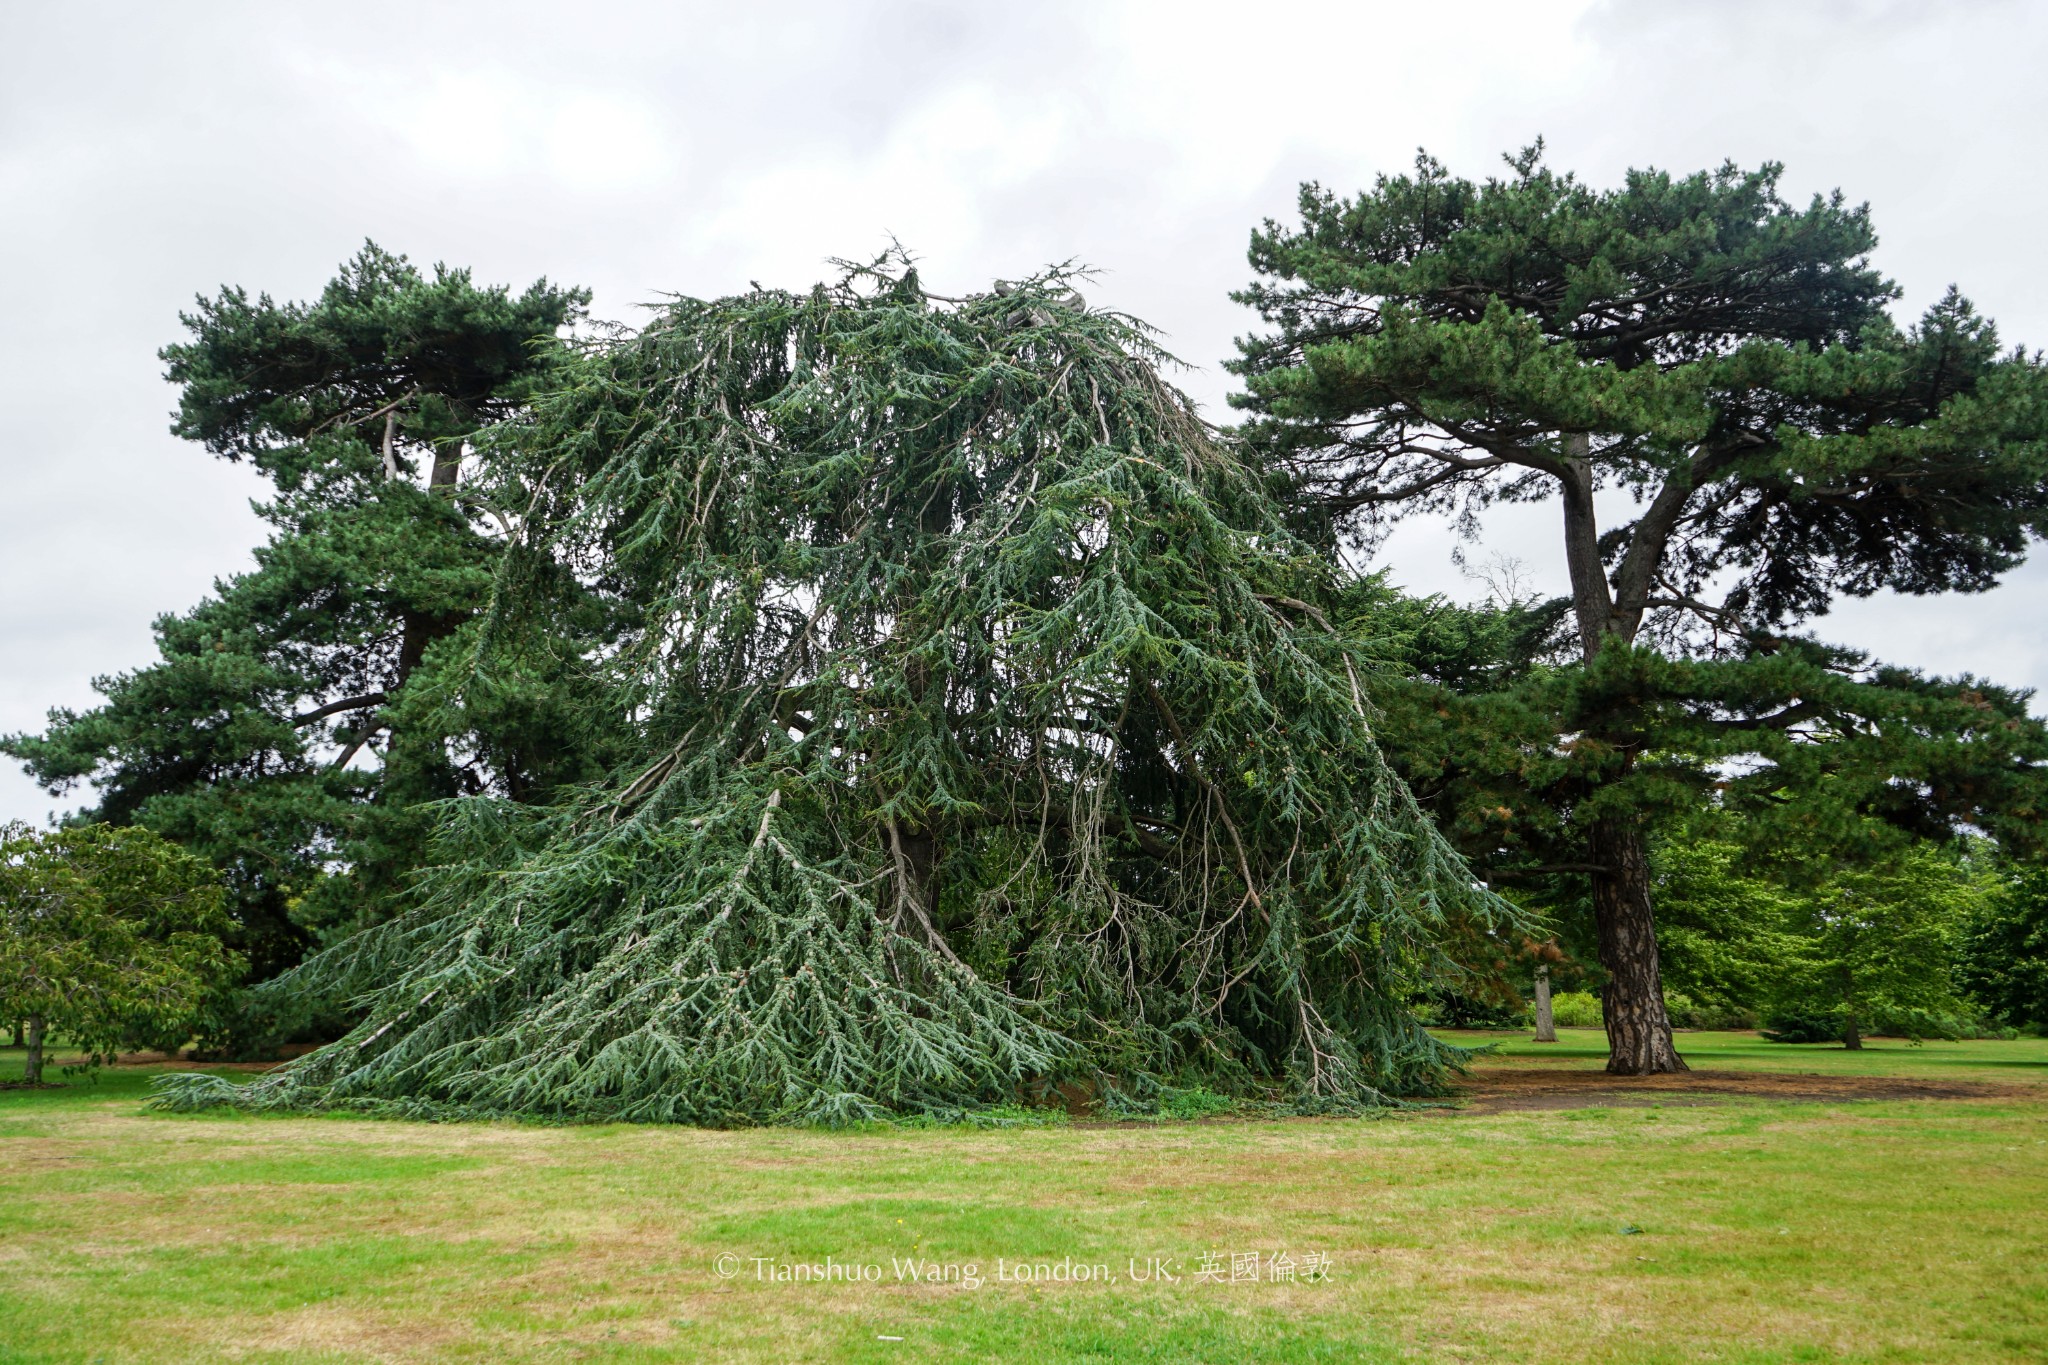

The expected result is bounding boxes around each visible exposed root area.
[1455,1067,2036,1112]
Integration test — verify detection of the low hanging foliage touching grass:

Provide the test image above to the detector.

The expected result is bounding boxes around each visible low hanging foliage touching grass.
[154,256,1513,1126]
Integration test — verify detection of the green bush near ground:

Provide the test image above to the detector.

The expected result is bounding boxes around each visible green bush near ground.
[1547,991,1603,1028]
[1663,993,1760,1031]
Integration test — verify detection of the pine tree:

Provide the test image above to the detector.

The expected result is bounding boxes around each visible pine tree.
[154,258,1512,1124]
[1232,147,2048,1072]
[4,246,599,977]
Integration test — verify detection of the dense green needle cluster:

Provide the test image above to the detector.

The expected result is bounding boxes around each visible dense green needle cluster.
[2,246,595,977]
[1230,147,2048,1072]
[155,260,1508,1123]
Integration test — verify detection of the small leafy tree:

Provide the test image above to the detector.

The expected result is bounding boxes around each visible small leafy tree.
[1233,147,2048,1072]
[1649,832,1803,1015]
[1959,864,2048,1032]
[1765,843,1991,1046]
[0,823,240,1085]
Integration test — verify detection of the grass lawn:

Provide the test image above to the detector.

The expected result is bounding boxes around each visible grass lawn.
[1451,1026,2048,1084]
[1,1033,2044,1364]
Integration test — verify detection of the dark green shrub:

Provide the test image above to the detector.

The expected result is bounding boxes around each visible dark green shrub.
[1420,989,1530,1029]
[1760,1007,1846,1044]
[1665,993,1760,1031]
[1961,867,2048,1032]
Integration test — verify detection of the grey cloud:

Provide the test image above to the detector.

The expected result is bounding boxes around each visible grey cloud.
[4,0,2046,820]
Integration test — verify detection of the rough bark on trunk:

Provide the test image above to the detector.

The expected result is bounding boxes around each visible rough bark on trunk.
[394,443,468,687]
[1588,818,1688,1074]
[1532,964,1557,1042]
[1842,1016,1862,1050]
[396,610,460,685]
[23,1015,46,1085]
[429,442,462,493]
[1558,435,1686,1076]
[889,609,946,955]
[897,826,938,915]
[1559,444,1620,656]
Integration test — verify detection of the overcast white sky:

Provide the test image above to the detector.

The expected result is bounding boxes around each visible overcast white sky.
[3,0,2046,823]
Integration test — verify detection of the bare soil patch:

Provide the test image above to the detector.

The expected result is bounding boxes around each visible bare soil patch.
[1454,1067,2037,1113]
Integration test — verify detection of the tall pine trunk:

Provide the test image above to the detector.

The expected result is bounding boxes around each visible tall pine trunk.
[1561,444,1685,1076]
[890,570,944,950]
[1587,819,1687,1074]
[394,440,469,686]
[22,1015,46,1085]
[1532,964,1557,1043]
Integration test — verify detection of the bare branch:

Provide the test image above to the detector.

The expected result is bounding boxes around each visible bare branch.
[291,693,387,727]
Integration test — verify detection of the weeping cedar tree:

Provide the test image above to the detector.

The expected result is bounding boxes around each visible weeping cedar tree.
[2,246,601,976]
[154,259,1512,1124]
[1233,147,2048,1073]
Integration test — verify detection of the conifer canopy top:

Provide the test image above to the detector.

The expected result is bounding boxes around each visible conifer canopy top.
[158,258,1506,1124]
